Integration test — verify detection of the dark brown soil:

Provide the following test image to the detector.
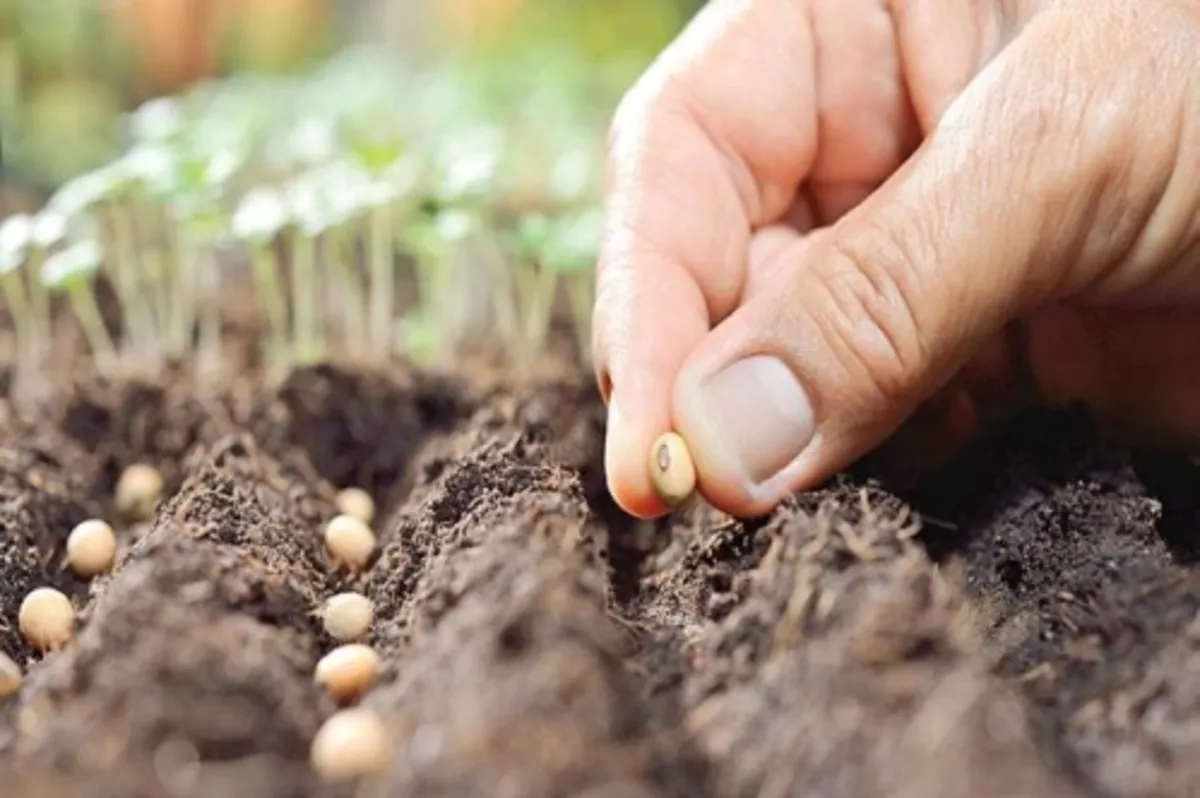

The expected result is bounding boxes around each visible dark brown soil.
[1,343,1200,797]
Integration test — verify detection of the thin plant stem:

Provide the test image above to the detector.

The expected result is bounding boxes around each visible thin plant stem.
[105,203,154,353]
[368,206,394,358]
[196,248,222,377]
[481,237,519,345]
[250,246,289,360]
[1,271,31,374]
[290,229,320,364]
[566,272,593,364]
[23,249,49,361]
[169,226,197,356]
[518,261,558,361]
[327,227,366,352]
[67,282,117,367]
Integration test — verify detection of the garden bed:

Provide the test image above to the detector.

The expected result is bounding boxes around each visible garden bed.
[0,329,1198,797]
[1,47,1199,798]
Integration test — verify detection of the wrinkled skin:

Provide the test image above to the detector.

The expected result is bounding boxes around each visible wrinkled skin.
[592,0,1200,519]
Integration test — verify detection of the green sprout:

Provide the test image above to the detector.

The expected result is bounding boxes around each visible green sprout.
[40,238,116,368]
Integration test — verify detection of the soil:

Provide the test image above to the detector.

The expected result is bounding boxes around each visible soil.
[1,332,1200,797]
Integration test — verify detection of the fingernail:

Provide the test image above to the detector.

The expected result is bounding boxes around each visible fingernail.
[695,355,815,485]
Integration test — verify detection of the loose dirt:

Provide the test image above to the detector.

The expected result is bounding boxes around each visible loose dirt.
[0,341,1198,797]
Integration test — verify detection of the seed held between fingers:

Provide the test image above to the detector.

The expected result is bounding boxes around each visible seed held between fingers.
[324,514,376,569]
[66,519,117,577]
[0,652,21,698]
[311,707,391,780]
[315,643,380,703]
[323,592,374,642]
[19,588,74,652]
[648,432,696,506]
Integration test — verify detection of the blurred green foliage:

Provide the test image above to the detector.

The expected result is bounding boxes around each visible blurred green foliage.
[0,0,697,190]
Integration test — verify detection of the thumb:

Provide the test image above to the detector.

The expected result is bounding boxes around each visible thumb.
[671,4,1189,517]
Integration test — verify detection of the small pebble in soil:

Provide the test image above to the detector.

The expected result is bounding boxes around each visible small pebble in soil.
[65,519,117,577]
[0,652,21,698]
[19,587,75,652]
[648,432,697,506]
[114,463,164,522]
[324,514,376,570]
[323,592,374,642]
[315,643,380,703]
[335,487,375,526]
[310,707,391,780]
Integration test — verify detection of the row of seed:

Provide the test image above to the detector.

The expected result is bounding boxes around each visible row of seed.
[0,467,392,782]
[0,463,165,696]
[311,488,393,780]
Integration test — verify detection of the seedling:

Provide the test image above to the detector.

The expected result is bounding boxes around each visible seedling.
[231,187,290,358]
[542,207,602,362]
[314,643,380,703]
[65,519,117,577]
[323,592,374,642]
[40,239,116,369]
[114,463,163,522]
[334,488,375,526]
[649,432,697,507]
[19,587,74,652]
[310,707,390,780]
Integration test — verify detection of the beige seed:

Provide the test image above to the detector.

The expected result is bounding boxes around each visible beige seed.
[114,463,164,522]
[0,652,21,698]
[648,432,697,506]
[65,519,117,577]
[310,707,390,780]
[19,588,74,652]
[323,592,374,642]
[324,514,376,569]
[315,644,380,703]
[335,488,375,526]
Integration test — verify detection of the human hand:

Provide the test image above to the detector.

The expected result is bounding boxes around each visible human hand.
[592,0,1200,519]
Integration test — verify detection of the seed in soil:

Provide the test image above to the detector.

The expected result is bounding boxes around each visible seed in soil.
[310,707,391,781]
[114,463,164,522]
[19,587,74,652]
[0,652,21,698]
[324,514,376,569]
[335,487,375,525]
[314,643,380,703]
[648,432,696,506]
[323,592,374,642]
[65,519,117,577]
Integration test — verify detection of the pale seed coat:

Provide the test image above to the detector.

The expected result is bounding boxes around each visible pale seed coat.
[335,488,375,525]
[114,463,164,522]
[324,514,376,569]
[648,432,697,506]
[66,519,117,577]
[311,708,390,780]
[315,644,380,702]
[323,592,374,642]
[19,588,74,652]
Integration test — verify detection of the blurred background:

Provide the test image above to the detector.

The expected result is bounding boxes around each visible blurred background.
[0,0,701,196]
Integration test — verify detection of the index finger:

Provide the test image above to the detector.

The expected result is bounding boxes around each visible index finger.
[593,0,817,518]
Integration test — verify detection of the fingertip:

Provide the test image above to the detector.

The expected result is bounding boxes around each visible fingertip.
[603,392,671,519]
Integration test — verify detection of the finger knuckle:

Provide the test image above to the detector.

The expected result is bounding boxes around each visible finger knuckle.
[809,235,931,405]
